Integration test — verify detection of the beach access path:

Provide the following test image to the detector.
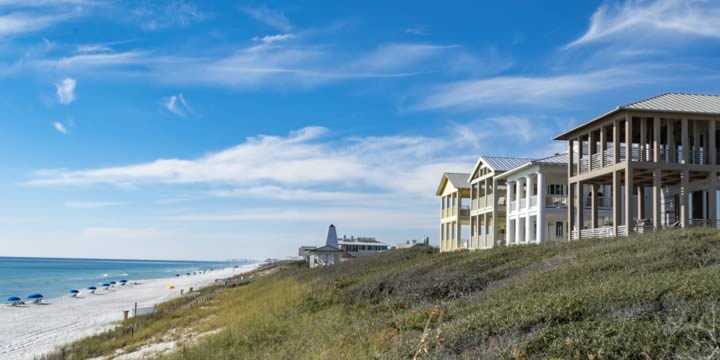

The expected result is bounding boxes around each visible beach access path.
[0,263,259,360]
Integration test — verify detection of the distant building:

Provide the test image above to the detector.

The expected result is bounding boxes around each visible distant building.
[337,235,388,256]
[298,246,317,257]
[304,224,345,268]
[392,236,430,249]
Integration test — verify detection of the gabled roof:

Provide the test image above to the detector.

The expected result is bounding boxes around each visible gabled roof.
[495,153,569,180]
[435,172,470,196]
[555,93,720,140]
[468,156,535,182]
[309,245,343,253]
[621,93,720,113]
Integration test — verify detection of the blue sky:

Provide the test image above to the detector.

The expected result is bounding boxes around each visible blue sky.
[2,0,720,260]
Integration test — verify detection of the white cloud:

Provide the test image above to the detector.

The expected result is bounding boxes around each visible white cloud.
[210,186,386,202]
[131,0,206,31]
[29,126,475,199]
[55,77,76,104]
[64,201,124,209]
[415,67,654,110]
[252,33,295,44]
[0,12,69,37]
[162,93,192,116]
[75,43,112,54]
[240,5,292,32]
[567,0,720,48]
[53,121,68,134]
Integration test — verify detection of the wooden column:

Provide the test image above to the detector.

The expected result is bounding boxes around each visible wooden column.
[625,167,634,233]
[637,185,645,221]
[590,183,598,228]
[681,170,689,228]
[682,119,689,164]
[653,169,662,229]
[568,180,575,240]
[613,118,620,164]
[600,126,607,167]
[577,135,583,174]
[640,117,647,161]
[710,119,717,166]
[668,120,675,163]
[626,115,633,163]
[613,170,620,236]
[589,131,596,170]
[568,139,575,177]
[576,182,584,238]
[710,172,717,228]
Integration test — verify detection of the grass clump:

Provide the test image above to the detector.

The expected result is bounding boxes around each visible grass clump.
[43,228,720,359]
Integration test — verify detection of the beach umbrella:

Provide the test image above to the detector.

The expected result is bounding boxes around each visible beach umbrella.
[119,280,128,286]
[69,289,80,294]
[27,293,43,299]
[87,286,97,290]
[7,296,20,302]
[175,274,180,277]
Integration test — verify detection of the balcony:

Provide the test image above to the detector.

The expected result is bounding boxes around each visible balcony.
[571,225,627,240]
[545,195,568,208]
[510,200,517,212]
[583,197,612,208]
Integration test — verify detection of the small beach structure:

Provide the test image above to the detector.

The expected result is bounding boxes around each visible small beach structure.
[304,224,347,268]
[69,289,80,298]
[101,283,111,290]
[27,294,43,304]
[87,286,97,294]
[7,296,22,306]
[119,279,128,286]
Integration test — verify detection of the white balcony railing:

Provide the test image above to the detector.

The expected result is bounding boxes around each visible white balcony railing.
[530,195,537,207]
[545,195,568,208]
[571,225,626,240]
[510,201,517,212]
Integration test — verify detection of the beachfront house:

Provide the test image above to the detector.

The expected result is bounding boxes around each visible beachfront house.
[337,236,388,256]
[436,173,471,251]
[496,154,615,244]
[467,156,534,250]
[554,93,720,239]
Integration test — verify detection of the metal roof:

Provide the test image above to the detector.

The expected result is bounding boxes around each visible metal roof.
[533,153,569,165]
[479,156,536,172]
[621,93,720,113]
[554,93,720,140]
[436,172,470,196]
[495,153,568,180]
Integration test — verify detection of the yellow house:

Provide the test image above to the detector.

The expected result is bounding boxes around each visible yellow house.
[436,173,470,251]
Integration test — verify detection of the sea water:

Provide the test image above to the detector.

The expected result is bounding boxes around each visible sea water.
[0,257,254,301]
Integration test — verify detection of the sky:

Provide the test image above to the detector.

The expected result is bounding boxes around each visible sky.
[2,0,720,260]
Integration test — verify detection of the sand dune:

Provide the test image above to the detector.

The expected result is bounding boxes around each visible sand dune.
[0,263,259,360]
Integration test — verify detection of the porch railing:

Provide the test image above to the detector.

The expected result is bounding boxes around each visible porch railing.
[545,195,568,208]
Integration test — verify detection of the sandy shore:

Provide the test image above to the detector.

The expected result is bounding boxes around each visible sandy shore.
[0,263,260,360]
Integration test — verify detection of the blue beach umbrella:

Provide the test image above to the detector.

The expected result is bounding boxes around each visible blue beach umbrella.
[87,286,97,290]
[69,289,80,293]
[119,279,128,283]
[7,296,21,302]
[27,293,43,299]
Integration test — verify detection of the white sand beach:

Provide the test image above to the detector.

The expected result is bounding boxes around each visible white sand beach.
[0,263,260,360]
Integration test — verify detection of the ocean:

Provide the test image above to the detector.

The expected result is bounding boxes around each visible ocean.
[0,257,254,301]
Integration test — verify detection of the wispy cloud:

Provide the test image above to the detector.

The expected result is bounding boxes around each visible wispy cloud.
[162,93,192,116]
[53,121,68,134]
[252,33,295,45]
[64,201,124,209]
[0,12,72,37]
[566,0,720,48]
[29,126,477,199]
[55,77,76,104]
[240,5,292,32]
[131,0,206,31]
[415,67,656,110]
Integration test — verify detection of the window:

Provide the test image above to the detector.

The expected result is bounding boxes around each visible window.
[555,222,564,237]
[547,184,565,195]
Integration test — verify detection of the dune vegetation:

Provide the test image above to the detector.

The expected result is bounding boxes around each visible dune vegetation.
[43,228,720,359]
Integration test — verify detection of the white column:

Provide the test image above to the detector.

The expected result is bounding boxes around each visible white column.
[506,182,513,245]
[536,172,545,243]
[526,175,534,242]
[515,179,522,244]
